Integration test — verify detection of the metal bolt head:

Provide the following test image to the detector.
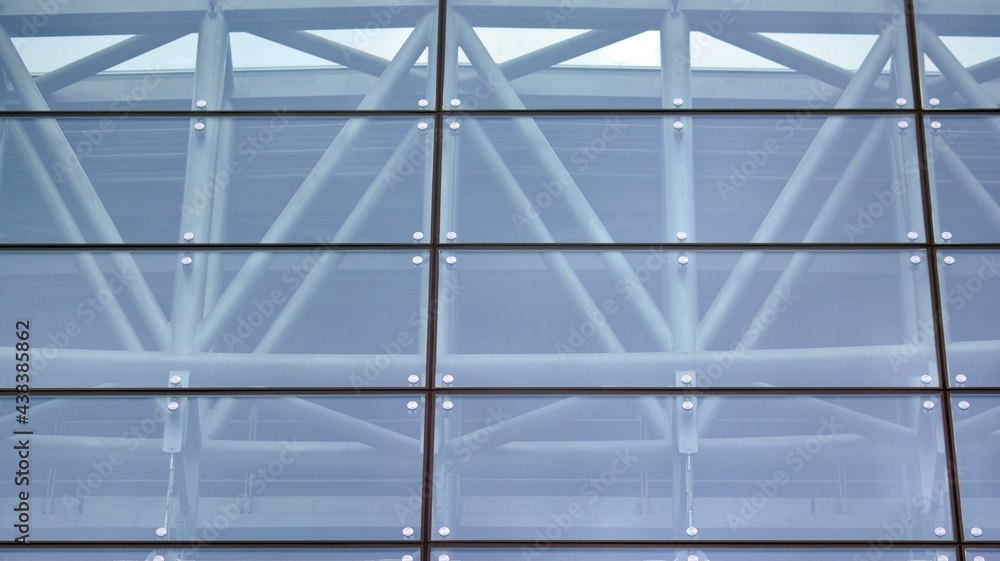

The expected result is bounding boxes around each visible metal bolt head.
[898,120,909,130]
[929,97,940,107]
[931,121,942,130]
[673,120,685,130]
[413,232,425,241]
[944,256,955,265]
[442,374,454,384]
[402,526,414,537]
[920,374,932,384]
[407,374,420,384]
[403,556,414,561]
[682,400,694,411]
[686,526,698,536]
[941,231,953,241]
[959,400,970,410]
[445,255,458,265]
[153,556,166,561]
[167,401,180,411]
[418,99,429,108]
[442,400,454,410]
[417,122,429,131]
[934,526,946,536]
[446,231,458,241]
[181,255,193,266]
[449,121,461,131]
[910,255,922,265]
[896,97,907,106]
[688,555,699,561]
[194,121,206,132]
[412,256,424,266]
[955,374,967,384]
[406,400,419,411]
[438,526,451,537]
[155,527,168,537]
[183,231,195,241]
[673,97,684,107]
[450,98,462,107]
[440,556,451,561]
[680,374,693,384]
[974,556,985,561]
[195,99,207,109]
[678,255,689,265]
[676,231,688,241]
[907,231,918,240]
[169,375,182,385]
[971,527,983,537]
[923,400,935,410]
[938,556,949,561]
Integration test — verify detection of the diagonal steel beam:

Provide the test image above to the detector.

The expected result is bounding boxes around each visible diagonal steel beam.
[34,34,184,94]
[0,25,171,349]
[195,14,433,352]
[697,27,897,350]
[934,137,1000,230]
[455,13,674,350]
[920,22,1000,115]
[717,31,854,91]
[926,54,1000,99]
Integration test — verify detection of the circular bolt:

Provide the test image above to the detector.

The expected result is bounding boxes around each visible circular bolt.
[688,556,699,561]
[686,526,698,536]
[974,557,985,561]
[406,401,419,411]
[955,374,967,384]
[907,231,918,240]
[944,256,955,265]
[170,375,182,385]
[920,374,932,384]
[417,122,429,131]
[910,255,922,265]
[440,556,451,561]
[673,97,684,107]
[934,526,946,536]
[929,98,940,107]
[971,527,983,537]
[407,375,420,384]
[923,400,935,410]
[167,401,180,411]
[183,231,195,241]
[676,231,688,241]
[442,374,454,384]
[402,526,414,537]
[678,255,690,265]
[938,555,949,561]
[442,400,454,410]
[896,97,907,106]
[446,231,458,241]
[439,527,451,537]
[181,255,193,266]
[413,232,425,241]
[898,120,909,130]
[195,99,207,109]
[680,374,693,384]
[682,400,694,411]
[959,400,970,410]
[155,527,168,537]
[673,120,684,130]
[153,556,166,561]
[418,99,429,108]
[194,121,206,132]
[450,98,462,108]
[445,255,458,265]
[403,556,414,561]
[931,121,942,130]
[412,256,424,266]
[449,121,461,131]
[941,231,953,241]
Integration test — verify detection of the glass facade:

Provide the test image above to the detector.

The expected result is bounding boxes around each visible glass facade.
[0,0,997,560]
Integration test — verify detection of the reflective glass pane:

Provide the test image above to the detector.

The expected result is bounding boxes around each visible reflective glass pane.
[430,395,952,541]
[445,1,911,110]
[443,116,923,243]
[925,116,1000,243]
[968,552,1000,561]
[951,395,1000,539]
[916,1,1000,109]
[0,117,431,244]
[0,251,428,388]
[434,549,954,561]
[0,395,425,542]
[0,550,418,561]
[936,250,1000,387]
[1,2,437,111]
[436,250,935,387]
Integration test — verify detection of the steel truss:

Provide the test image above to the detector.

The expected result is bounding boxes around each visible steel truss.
[0,0,997,548]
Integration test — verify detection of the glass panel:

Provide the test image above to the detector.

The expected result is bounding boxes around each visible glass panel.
[430,395,952,541]
[968,552,1000,561]
[0,117,431,244]
[0,251,428,388]
[916,1,1000,109]
[443,116,923,243]
[925,116,1000,243]
[0,550,418,561]
[445,1,911,110]
[937,250,1000,387]
[434,549,954,561]
[951,395,1000,539]
[0,395,425,542]
[3,2,437,111]
[436,250,935,387]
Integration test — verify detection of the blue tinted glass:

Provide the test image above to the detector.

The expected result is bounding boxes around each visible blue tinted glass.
[951,395,1000,539]
[937,250,1000,387]
[434,549,954,561]
[0,550,418,561]
[0,395,425,542]
[968,552,1000,561]
[443,116,923,243]
[431,395,952,541]
[926,116,1000,243]
[0,117,431,244]
[436,250,935,387]
[0,251,428,388]
[916,1,1000,109]
[445,1,911,110]
[0,2,437,111]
